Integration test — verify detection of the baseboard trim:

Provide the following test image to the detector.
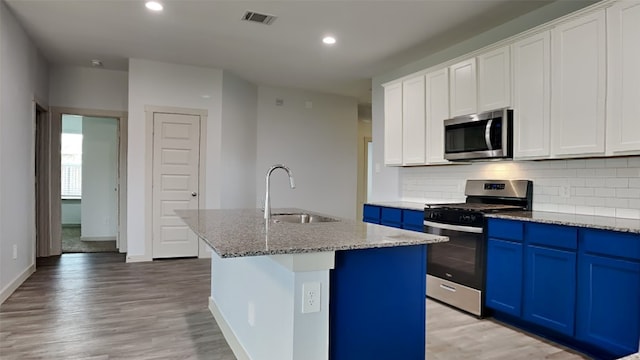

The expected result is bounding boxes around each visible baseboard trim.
[126,254,152,263]
[0,263,36,305]
[208,297,250,360]
[80,236,116,242]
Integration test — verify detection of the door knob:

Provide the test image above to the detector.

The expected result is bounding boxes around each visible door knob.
[191,192,197,197]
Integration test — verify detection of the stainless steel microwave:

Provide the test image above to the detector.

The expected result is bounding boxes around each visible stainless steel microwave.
[444,108,513,161]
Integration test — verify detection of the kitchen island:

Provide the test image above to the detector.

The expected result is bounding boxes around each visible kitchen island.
[177,208,448,360]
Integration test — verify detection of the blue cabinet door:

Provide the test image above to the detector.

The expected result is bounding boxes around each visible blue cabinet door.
[380,207,402,228]
[402,209,424,232]
[363,204,381,224]
[523,245,576,336]
[576,253,640,357]
[486,238,523,316]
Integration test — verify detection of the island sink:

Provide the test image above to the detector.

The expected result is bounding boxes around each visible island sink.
[271,212,339,224]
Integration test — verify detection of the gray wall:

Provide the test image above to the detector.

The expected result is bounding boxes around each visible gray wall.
[220,71,258,209]
[0,1,50,300]
[256,86,358,219]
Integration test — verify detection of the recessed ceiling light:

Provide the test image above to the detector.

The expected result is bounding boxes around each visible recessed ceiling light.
[145,1,163,11]
[322,36,336,45]
[90,59,103,67]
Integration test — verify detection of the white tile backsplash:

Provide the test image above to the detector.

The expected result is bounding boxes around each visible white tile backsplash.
[399,156,640,219]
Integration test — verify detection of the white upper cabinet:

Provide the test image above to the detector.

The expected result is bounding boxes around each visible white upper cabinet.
[449,58,477,117]
[512,31,551,159]
[402,76,426,165]
[551,10,606,157]
[478,46,511,112]
[425,68,450,164]
[606,1,640,155]
[384,82,403,165]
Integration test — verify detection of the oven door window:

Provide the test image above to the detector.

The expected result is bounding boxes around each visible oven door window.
[425,225,484,290]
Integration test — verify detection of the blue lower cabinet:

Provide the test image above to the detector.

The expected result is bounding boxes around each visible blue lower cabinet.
[576,254,640,357]
[402,209,424,232]
[380,207,402,228]
[330,245,427,360]
[486,238,523,317]
[363,204,381,224]
[523,245,576,336]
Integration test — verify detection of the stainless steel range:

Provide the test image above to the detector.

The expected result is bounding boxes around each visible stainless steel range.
[424,179,533,317]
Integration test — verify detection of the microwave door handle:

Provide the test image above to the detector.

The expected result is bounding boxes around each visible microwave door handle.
[423,220,484,234]
[485,119,493,150]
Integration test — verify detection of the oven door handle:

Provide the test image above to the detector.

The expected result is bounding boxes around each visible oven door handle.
[423,220,483,234]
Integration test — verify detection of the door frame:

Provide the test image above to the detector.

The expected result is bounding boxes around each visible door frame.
[50,106,128,254]
[144,105,208,260]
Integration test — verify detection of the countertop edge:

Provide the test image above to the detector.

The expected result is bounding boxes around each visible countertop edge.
[210,236,449,258]
[485,211,640,234]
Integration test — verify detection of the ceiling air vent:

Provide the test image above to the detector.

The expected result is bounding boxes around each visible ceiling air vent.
[242,11,277,25]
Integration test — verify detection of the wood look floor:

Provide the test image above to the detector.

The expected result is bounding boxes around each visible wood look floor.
[0,253,588,360]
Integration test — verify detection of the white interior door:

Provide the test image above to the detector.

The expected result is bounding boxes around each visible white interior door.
[152,112,200,258]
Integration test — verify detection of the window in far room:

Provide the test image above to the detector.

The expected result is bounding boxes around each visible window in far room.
[61,115,83,199]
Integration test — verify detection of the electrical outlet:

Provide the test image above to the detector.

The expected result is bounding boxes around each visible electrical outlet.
[12,244,17,260]
[302,282,321,313]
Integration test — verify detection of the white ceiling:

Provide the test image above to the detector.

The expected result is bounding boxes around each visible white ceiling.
[6,0,561,103]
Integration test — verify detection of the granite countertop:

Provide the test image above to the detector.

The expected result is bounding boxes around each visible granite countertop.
[486,211,640,234]
[177,208,448,258]
[366,201,426,211]
[618,352,640,360]
[367,200,464,211]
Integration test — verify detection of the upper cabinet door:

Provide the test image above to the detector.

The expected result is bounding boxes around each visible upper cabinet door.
[513,31,551,159]
[384,82,403,165]
[425,68,450,164]
[551,10,606,157]
[402,76,426,165]
[449,58,477,117]
[478,46,511,112]
[607,1,640,155]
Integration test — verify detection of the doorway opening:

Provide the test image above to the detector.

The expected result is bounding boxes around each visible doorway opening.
[356,102,372,221]
[35,107,129,258]
[61,114,119,253]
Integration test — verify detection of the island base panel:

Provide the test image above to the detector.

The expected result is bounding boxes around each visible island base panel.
[329,245,427,360]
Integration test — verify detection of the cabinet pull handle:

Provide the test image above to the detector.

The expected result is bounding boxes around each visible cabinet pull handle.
[440,284,457,292]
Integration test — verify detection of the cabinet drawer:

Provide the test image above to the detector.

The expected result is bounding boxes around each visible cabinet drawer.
[363,205,381,224]
[487,219,524,242]
[381,207,402,227]
[526,223,577,250]
[581,229,640,261]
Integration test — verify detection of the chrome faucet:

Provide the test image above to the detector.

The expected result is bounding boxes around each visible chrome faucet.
[264,164,295,221]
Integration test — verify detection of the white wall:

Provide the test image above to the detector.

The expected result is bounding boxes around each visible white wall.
[211,253,330,360]
[370,0,597,203]
[401,157,640,219]
[220,71,258,209]
[0,1,49,301]
[49,65,128,111]
[127,59,223,259]
[256,86,358,220]
[61,200,81,225]
[81,117,118,238]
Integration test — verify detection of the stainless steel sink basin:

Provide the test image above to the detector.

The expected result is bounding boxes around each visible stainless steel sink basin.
[270,213,339,224]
